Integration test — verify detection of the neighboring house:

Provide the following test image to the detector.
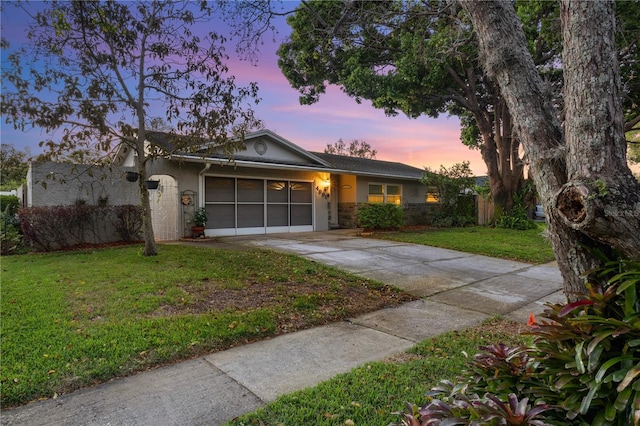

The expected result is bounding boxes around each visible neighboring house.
[26,129,438,241]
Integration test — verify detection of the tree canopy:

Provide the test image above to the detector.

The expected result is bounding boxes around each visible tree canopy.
[0,144,30,191]
[1,0,262,255]
[277,0,639,215]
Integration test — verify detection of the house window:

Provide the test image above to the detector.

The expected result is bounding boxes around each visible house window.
[426,187,440,203]
[368,183,402,204]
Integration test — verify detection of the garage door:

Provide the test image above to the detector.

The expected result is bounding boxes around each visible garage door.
[204,177,313,236]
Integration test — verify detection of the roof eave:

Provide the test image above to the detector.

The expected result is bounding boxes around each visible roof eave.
[170,154,336,173]
[170,154,423,181]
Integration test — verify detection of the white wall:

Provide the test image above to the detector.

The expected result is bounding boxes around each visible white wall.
[27,162,141,207]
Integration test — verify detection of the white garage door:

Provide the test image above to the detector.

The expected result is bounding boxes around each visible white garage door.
[204,177,313,236]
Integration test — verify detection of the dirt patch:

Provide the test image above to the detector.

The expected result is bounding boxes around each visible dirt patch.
[153,281,417,334]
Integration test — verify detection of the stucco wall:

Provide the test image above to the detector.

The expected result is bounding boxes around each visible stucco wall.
[28,162,141,207]
[145,158,331,233]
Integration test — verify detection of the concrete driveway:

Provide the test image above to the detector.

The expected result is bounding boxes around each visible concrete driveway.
[222,229,565,320]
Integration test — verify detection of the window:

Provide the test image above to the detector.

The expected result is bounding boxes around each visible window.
[368,183,402,204]
[368,184,384,203]
[426,187,440,203]
[386,185,401,204]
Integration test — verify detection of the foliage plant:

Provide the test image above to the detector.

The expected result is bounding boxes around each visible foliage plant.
[495,185,537,231]
[1,195,24,255]
[529,257,640,425]
[192,207,208,227]
[395,257,640,425]
[421,162,476,227]
[357,203,404,231]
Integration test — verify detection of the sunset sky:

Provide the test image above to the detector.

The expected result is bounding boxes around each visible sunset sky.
[0,2,486,175]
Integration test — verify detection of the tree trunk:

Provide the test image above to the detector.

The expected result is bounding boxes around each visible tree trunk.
[139,172,158,257]
[558,1,640,258]
[459,0,640,298]
[474,103,524,217]
[135,131,158,257]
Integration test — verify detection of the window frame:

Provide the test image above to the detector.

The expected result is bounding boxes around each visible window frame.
[367,183,403,205]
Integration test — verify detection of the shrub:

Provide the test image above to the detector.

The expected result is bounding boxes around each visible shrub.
[528,257,640,424]
[395,257,640,425]
[0,197,24,255]
[19,206,78,251]
[17,204,142,251]
[421,162,476,227]
[0,195,20,217]
[430,207,476,228]
[496,185,536,230]
[357,203,404,230]
[111,205,143,242]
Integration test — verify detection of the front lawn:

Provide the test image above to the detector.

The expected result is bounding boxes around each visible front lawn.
[375,224,555,264]
[0,244,414,407]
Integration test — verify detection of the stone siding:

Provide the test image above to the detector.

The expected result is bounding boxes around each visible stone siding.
[337,202,439,228]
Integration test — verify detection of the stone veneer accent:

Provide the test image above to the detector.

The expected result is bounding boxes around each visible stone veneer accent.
[337,202,439,228]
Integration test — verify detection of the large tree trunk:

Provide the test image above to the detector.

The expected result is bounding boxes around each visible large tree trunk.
[472,97,525,217]
[460,0,640,298]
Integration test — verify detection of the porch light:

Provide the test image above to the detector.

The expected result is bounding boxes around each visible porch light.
[316,179,330,199]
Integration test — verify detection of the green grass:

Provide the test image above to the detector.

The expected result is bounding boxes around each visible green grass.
[375,224,555,264]
[2,226,552,411]
[227,318,530,426]
[0,244,410,407]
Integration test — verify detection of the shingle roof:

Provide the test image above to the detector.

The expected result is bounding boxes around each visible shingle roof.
[311,152,425,180]
[143,130,426,180]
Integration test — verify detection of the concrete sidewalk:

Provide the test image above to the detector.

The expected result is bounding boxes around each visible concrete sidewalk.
[2,231,565,426]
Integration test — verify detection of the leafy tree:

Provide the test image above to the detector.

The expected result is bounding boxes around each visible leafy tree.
[460,0,640,297]
[276,0,639,219]
[324,138,377,159]
[421,162,476,227]
[277,1,528,217]
[0,144,30,191]
[1,1,262,256]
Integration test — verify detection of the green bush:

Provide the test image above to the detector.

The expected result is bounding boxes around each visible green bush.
[496,186,536,230]
[396,257,640,425]
[0,195,20,217]
[357,203,404,230]
[421,162,476,228]
[1,197,24,255]
[430,206,476,228]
